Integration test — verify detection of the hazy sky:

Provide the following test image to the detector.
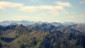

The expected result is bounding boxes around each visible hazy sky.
[0,0,85,23]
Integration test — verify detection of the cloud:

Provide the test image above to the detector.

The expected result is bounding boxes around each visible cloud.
[0,1,71,11]
[56,1,71,7]
[29,0,39,2]
[80,0,85,4]
[20,6,37,12]
[20,1,71,11]
[50,11,59,16]
[0,15,55,22]
[0,2,24,9]
[0,2,10,9]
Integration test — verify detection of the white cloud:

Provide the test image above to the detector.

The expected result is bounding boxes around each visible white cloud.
[29,0,39,2]
[0,1,71,11]
[20,6,37,12]
[9,3,24,7]
[0,1,71,16]
[50,11,59,16]
[0,15,55,22]
[20,1,71,11]
[56,1,71,7]
[0,2,24,9]
[0,2,10,9]
[38,6,55,10]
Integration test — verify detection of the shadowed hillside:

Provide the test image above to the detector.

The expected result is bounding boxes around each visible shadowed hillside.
[0,22,85,48]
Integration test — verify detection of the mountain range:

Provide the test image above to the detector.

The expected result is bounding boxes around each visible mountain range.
[0,21,85,48]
